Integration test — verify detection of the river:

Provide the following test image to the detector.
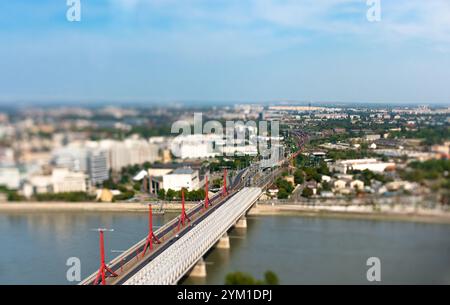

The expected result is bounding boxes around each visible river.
[0,211,449,284]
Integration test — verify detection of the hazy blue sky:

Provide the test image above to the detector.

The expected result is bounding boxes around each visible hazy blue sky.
[0,0,449,104]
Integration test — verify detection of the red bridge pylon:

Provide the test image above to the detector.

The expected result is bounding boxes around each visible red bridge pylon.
[204,175,210,210]
[222,168,228,198]
[142,204,161,258]
[93,229,117,285]
[177,189,190,231]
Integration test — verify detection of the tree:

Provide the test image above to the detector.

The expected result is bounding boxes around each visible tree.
[225,272,257,285]
[166,189,176,200]
[102,178,117,189]
[264,271,279,285]
[294,169,304,185]
[275,178,294,194]
[301,187,314,198]
[321,181,331,191]
[212,178,222,188]
[303,167,321,182]
[133,181,141,191]
[113,190,135,201]
[225,271,280,285]
[157,189,166,200]
[277,189,289,199]
[317,161,330,176]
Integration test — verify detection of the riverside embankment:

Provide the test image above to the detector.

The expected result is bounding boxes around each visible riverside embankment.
[0,201,196,212]
[249,202,450,224]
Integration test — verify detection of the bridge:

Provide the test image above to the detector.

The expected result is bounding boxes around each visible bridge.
[80,130,307,285]
[122,187,262,285]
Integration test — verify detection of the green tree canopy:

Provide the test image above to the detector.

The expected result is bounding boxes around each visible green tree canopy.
[225,270,280,285]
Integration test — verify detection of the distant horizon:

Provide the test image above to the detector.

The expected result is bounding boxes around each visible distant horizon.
[0,98,448,109]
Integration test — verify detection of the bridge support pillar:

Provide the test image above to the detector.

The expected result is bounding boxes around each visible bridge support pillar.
[189,258,207,278]
[235,216,247,229]
[216,233,230,249]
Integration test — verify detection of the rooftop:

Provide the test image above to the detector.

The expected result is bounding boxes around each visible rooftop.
[171,168,195,175]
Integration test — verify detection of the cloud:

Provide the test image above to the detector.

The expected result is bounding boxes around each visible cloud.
[102,0,450,49]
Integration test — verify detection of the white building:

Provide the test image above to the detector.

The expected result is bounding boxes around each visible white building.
[104,138,161,171]
[56,137,161,173]
[0,167,20,189]
[221,144,258,156]
[124,138,160,166]
[162,168,200,191]
[52,146,88,172]
[331,159,395,174]
[170,134,219,159]
[22,175,53,197]
[332,177,365,194]
[350,179,365,190]
[365,134,381,142]
[52,168,87,193]
[0,147,15,166]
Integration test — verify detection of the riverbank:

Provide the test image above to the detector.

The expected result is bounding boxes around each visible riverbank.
[0,202,196,213]
[249,203,450,224]
[2,201,450,225]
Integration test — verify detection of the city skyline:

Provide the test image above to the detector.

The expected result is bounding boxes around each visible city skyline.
[0,0,450,104]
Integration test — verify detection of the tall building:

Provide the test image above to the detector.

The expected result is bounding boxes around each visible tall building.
[87,150,109,186]
[52,144,110,186]
[52,146,88,172]
[103,138,161,171]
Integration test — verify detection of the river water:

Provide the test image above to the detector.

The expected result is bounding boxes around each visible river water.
[0,211,449,284]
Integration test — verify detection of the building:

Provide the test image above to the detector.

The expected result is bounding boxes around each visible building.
[170,134,219,159]
[0,147,15,166]
[431,142,450,156]
[162,168,200,191]
[87,150,109,186]
[333,178,365,194]
[331,159,396,174]
[21,175,53,198]
[95,188,121,202]
[52,144,110,186]
[333,179,347,190]
[162,149,172,163]
[0,167,20,189]
[365,134,381,142]
[134,167,200,194]
[52,168,87,193]
[321,175,331,183]
[52,146,88,172]
[106,138,161,171]
[221,144,258,156]
[350,179,365,191]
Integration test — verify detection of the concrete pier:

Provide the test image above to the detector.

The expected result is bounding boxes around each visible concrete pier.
[189,258,207,277]
[216,233,230,249]
[235,216,247,229]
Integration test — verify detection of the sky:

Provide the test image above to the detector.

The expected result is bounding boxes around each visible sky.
[0,0,449,105]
